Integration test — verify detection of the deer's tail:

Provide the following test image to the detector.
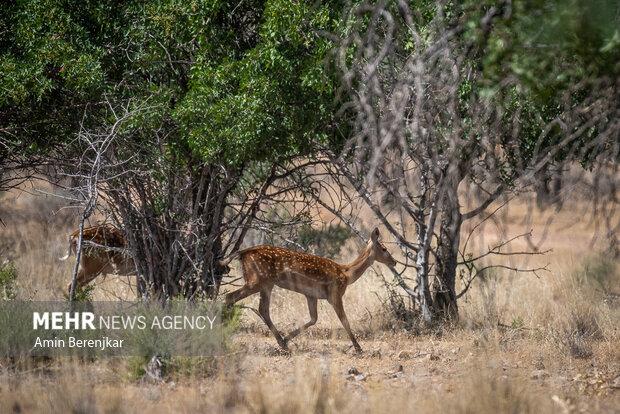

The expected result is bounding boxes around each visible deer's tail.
[218,251,242,270]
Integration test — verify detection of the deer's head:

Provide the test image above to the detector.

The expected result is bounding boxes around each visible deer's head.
[369,227,397,267]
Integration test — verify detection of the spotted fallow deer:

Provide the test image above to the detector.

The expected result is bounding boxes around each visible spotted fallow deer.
[223,227,397,352]
[59,224,134,295]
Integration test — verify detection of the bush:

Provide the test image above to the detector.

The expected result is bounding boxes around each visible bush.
[124,300,235,381]
[556,308,603,359]
[67,284,95,302]
[0,260,17,300]
[377,281,421,332]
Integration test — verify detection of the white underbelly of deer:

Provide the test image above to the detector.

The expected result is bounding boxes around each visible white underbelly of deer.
[274,271,331,299]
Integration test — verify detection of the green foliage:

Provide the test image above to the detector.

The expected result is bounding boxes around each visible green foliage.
[3,0,616,165]
[507,0,618,88]
[0,0,109,159]
[126,355,149,380]
[1,1,342,169]
[220,303,243,332]
[297,224,352,259]
[0,0,105,105]
[510,316,525,330]
[126,300,236,381]
[70,284,95,303]
[0,261,17,300]
[438,0,620,177]
[126,354,218,381]
[0,301,38,360]
[175,1,340,165]
[168,356,218,379]
[482,0,619,167]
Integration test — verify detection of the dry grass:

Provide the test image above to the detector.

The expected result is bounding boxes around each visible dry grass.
[1,349,616,414]
[0,183,618,413]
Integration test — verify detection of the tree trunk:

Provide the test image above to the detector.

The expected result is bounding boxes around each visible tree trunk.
[534,165,563,210]
[433,178,462,319]
[109,160,234,301]
[415,247,434,322]
[413,167,435,323]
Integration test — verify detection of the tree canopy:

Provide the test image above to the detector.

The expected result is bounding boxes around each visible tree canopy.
[1,0,342,167]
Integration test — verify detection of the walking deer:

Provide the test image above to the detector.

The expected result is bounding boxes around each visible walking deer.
[59,224,134,295]
[223,227,396,352]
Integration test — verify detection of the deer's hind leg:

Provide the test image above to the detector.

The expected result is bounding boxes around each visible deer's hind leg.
[258,285,288,350]
[225,254,264,306]
[224,284,260,306]
[66,258,108,295]
[67,268,90,296]
[284,295,318,343]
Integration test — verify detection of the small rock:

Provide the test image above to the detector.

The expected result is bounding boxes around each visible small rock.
[611,376,620,389]
[425,353,440,361]
[450,347,460,355]
[530,369,549,380]
[345,367,366,381]
[353,373,367,381]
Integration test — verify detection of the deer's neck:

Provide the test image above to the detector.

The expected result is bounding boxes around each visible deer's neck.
[344,245,375,285]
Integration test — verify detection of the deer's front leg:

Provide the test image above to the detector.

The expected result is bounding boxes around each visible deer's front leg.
[329,292,362,353]
[258,286,288,350]
[285,295,318,343]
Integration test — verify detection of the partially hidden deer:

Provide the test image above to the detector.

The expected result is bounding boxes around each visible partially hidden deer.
[59,224,134,295]
[223,227,396,352]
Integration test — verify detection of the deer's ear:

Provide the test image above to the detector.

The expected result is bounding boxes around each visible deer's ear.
[371,227,380,242]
